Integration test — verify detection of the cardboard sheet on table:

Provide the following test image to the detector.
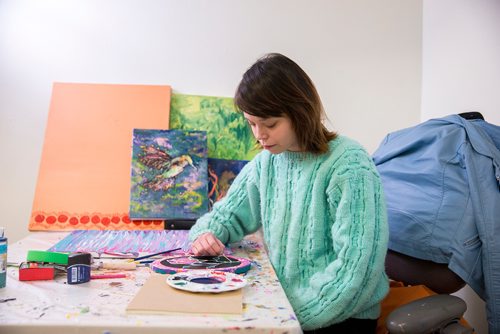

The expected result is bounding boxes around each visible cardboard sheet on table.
[126,273,242,315]
[29,82,171,231]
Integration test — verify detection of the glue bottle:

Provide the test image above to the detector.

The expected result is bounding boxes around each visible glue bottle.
[0,227,7,288]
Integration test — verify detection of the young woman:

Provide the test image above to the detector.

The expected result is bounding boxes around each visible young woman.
[189,53,389,333]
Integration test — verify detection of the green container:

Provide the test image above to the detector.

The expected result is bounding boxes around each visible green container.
[27,250,68,265]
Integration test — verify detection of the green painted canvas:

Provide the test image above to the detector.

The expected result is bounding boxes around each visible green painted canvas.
[170,94,260,160]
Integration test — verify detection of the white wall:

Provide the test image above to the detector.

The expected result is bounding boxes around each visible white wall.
[422,0,500,333]
[422,0,500,124]
[0,0,422,243]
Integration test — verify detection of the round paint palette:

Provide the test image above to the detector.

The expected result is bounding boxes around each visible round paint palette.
[166,270,247,293]
[151,254,251,274]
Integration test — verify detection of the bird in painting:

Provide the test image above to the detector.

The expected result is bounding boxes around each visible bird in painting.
[138,145,195,191]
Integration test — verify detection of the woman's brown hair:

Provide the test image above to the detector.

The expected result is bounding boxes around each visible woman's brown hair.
[234,53,337,154]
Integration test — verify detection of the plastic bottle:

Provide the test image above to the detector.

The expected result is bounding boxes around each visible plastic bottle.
[0,227,6,288]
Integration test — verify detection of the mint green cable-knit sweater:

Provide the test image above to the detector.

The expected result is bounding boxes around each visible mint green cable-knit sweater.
[189,136,389,330]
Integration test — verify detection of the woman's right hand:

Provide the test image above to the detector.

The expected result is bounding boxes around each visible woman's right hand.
[191,232,225,256]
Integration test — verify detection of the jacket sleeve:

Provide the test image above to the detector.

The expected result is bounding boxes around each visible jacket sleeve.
[464,134,500,333]
[293,167,389,329]
[189,159,262,245]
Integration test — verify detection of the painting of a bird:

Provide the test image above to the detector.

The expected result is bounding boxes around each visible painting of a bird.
[138,145,195,191]
[129,129,208,220]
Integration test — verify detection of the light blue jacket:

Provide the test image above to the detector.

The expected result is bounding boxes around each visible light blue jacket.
[372,115,500,333]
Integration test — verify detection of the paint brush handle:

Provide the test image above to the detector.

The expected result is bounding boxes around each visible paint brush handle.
[133,247,181,261]
[101,262,137,270]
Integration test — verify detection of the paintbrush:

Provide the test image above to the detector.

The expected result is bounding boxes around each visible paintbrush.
[132,247,182,262]
[92,261,137,271]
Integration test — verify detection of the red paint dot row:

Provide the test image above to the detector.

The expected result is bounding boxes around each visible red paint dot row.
[33,214,162,226]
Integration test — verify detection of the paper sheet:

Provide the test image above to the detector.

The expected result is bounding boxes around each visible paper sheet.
[126,273,242,315]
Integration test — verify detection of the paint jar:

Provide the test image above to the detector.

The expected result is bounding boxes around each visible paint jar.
[0,227,7,288]
[67,252,91,284]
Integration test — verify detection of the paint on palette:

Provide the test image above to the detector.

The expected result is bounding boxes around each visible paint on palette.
[151,255,251,275]
[166,270,247,293]
[48,230,191,253]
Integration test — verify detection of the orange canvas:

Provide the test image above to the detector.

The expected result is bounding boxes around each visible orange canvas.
[29,83,171,231]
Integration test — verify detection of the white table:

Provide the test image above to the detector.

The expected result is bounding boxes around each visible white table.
[0,231,302,334]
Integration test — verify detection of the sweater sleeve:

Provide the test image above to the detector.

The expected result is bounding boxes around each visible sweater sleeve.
[189,159,262,245]
[294,166,389,329]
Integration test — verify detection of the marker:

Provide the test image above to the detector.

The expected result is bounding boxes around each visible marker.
[90,273,127,279]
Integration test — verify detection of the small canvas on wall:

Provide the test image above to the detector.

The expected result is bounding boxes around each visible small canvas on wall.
[130,129,208,220]
[208,158,248,210]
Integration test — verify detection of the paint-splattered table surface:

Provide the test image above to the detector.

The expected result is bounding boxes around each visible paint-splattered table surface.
[0,231,302,334]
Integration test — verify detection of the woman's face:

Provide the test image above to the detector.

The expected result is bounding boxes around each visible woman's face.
[244,113,301,154]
